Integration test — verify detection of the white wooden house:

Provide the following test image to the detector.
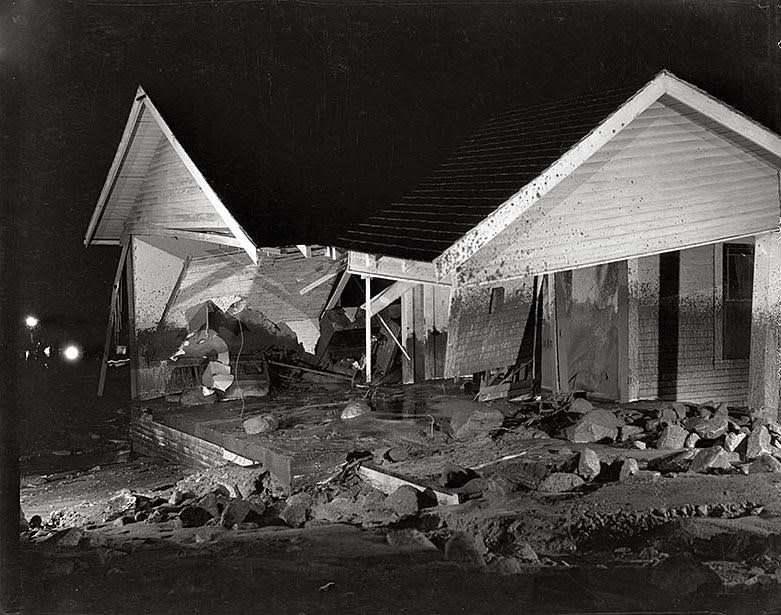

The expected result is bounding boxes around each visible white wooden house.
[342,71,781,416]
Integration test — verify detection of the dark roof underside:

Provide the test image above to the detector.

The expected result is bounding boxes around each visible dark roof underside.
[339,84,644,261]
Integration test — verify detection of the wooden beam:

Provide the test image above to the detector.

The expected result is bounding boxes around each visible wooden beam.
[299,270,340,296]
[126,237,138,400]
[357,465,461,506]
[377,313,411,362]
[363,280,414,314]
[347,250,449,285]
[134,228,244,248]
[748,230,781,418]
[84,88,146,246]
[97,238,131,396]
[322,270,351,315]
[364,276,372,384]
[401,287,415,384]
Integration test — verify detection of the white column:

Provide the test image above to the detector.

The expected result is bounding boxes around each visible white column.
[364,275,372,383]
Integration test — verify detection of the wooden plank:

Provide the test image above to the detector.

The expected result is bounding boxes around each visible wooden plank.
[625,259,641,401]
[97,238,130,396]
[401,287,415,384]
[357,465,461,506]
[617,260,630,402]
[133,228,242,248]
[127,237,138,400]
[322,270,351,314]
[84,90,147,246]
[347,250,449,285]
[363,280,414,314]
[477,382,511,402]
[423,284,436,381]
[412,284,426,382]
[300,270,340,295]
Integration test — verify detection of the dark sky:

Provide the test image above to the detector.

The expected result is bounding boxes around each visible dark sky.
[1,0,777,347]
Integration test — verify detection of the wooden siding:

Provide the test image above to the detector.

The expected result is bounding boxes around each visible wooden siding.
[91,108,163,242]
[459,99,780,286]
[124,134,229,236]
[445,277,534,377]
[631,245,750,405]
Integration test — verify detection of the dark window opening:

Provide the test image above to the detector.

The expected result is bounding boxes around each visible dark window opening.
[723,244,754,359]
[489,287,504,314]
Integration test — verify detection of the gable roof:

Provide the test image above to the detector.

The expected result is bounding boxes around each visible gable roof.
[340,71,781,277]
[84,87,259,262]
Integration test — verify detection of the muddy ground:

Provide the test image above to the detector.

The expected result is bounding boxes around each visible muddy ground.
[15,361,781,614]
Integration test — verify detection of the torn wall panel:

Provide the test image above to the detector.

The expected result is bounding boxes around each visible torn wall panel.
[132,238,186,330]
[444,277,534,377]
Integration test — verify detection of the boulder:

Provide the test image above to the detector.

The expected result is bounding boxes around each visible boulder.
[618,457,640,481]
[724,432,747,452]
[569,398,594,414]
[179,505,214,528]
[671,402,689,420]
[537,472,585,493]
[450,407,504,440]
[748,453,781,474]
[689,446,732,474]
[657,424,688,449]
[341,399,372,420]
[746,426,773,460]
[649,449,698,473]
[386,529,437,550]
[279,493,313,528]
[684,433,701,449]
[219,499,252,528]
[490,556,523,575]
[444,532,486,569]
[619,425,644,441]
[565,409,622,443]
[243,414,278,435]
[657,407,680,426]
[689,406,729,440]
[384,485,436,516]
[577,448,601,481]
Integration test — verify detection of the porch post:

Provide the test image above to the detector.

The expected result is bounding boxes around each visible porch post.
[364,276,372,383]
[747,230,781,419]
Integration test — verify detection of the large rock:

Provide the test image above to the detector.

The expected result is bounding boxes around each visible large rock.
[619,425,644,441]
[746,426,773,460]
[569,398,594,414]
[279,493,313,528]
[386,529,437,550]
[618,457,640,481]
[243,414,278,435]
[341,399,372,420]
[179,505,214,528]
[689,446,732,473]
[564,409,622,443]
[384,485,436,516]
[444,532,486,569]
[577,448,601,481]
[219,499,252,528]
[537,472,585,493]
[175,466,271,500]
[684,433,701,449]
[724,432,747,452]
[450,407,504,440]
[657,424,688,449]
[689,406,729,440]
[748,453,781,473]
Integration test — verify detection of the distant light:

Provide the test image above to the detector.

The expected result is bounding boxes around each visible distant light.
[25,315,38,328]
[43,346,51,357]
[63,345,81,362]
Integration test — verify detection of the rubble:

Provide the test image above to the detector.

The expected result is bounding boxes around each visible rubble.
[242,414,279,435]
[564,409,622,443]
[657,424,688,449]
[746,426,772,460]
[341,399,372,420]
[748,453,781,474]
[577,448,601,482]
[449,406,504,440]
[689,446,732,473]
[537,472,585,493]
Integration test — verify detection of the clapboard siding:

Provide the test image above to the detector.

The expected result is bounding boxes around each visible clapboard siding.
[632,246,750,405]
[445,277,534,377]
[460,100,779,285]
[125,135,228,236]
[93,109,163,241]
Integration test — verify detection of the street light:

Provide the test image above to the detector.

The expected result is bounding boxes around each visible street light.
[63,345,81,362]
[24,315,38,329]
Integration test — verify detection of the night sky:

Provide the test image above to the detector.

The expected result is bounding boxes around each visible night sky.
[1,0,777,348]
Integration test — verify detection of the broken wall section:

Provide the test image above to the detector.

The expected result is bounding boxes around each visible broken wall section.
[444,276,534,378]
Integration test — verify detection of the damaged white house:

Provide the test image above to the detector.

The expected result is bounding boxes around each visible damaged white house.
[342,71,781,415]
